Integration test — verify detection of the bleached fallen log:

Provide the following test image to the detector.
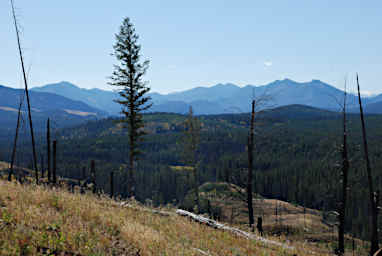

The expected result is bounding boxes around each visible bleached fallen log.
[176,209,294,250]
[192,247,211,256]
[119,201,172,217]
[374,248,382,256]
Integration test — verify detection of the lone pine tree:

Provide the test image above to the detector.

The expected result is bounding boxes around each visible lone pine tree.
[110,17,151,197]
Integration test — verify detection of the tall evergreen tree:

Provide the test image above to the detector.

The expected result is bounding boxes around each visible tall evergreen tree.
[110,17,151,197]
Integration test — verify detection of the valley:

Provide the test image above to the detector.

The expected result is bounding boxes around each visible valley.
[1,105,382,255]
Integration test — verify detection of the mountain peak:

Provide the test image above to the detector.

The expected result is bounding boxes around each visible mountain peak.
[212,83,240,89]
[56,81,79,88]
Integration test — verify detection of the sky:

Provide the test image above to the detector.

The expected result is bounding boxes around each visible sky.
[1,0,381,95]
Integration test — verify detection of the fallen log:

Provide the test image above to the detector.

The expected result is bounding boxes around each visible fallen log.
[374,248,382,256]
[118,203,294,251]
[119,201,172,217]
[176,209,294,251]
[192,247,211,256]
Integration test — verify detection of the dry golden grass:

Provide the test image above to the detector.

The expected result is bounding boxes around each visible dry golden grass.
[200,182,370,256]
[0,178,348,256]
[0,161,9,171]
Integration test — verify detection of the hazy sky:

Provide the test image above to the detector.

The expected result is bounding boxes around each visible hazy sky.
[1,1,381,94]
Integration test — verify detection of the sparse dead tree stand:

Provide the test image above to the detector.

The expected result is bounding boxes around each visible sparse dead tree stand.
[10,0,39,184]
[338,81,350,255]
[357,74,379,255]
[247,100,255,231]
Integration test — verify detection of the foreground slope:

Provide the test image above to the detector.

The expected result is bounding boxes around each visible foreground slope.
[0,178,338,256]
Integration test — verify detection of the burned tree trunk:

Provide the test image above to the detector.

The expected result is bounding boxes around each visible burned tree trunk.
[52,140,57,185]
[40,154,45,178]
[8,91,24,182]
[247,100,255,231]
[338,83,349,255]
[357,74,379,255]
[91,160,96,194]
[10,0,39,184]
[47,118,51,183]
[110,171,114,198]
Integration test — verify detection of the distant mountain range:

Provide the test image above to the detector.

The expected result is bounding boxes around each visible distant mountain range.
[31,79,382,115]
[31,81,121,115]
[0,85,106,132]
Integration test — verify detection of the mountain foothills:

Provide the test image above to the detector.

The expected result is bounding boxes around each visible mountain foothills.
[31,81,121,115]
[31,79,382,115]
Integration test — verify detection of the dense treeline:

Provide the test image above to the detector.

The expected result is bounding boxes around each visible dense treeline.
[1,108,382,240]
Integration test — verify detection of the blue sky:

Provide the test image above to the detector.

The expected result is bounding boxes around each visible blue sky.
[1,0,381,94]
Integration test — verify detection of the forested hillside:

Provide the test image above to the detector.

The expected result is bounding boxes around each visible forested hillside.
[1,105,381,243]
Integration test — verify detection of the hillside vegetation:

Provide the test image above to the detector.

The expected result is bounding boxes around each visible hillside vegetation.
[0,178,343,256]
[1,107,382,249]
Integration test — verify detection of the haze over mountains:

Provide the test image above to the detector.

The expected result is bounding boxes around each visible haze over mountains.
[0,84,105,131]
[31,79,382,115]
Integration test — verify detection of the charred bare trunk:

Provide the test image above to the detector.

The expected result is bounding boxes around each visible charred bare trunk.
[8,89,24,181]
[52,140,57,185]
[110,171,114,198]
[47,119,51,183]
[9,92,23,182]
[10,0,39,184]
[40,154,45,178]
[247,100,255,231]
[91,160,96,194]
[357,74,379,255]
[338,84,349,255]
[82,166,86,180]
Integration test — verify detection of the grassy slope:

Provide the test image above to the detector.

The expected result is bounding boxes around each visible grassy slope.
[194,183,369,255]
[0,178,342,256]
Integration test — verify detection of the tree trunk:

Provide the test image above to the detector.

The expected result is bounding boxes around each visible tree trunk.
[357,75,379,255]
[194,165,200,213]
[128,144,134,197]
[82,166,86,180]
[40,154,45,178]
[52,140,57,184]
[128,100,135,198]
[110,171,114,198]
[11,0,38,185]
[47,118,51,183]
[91,160,96,194]
[247,100,255,231]
[8,90,23,182]
[338,84,349,255]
